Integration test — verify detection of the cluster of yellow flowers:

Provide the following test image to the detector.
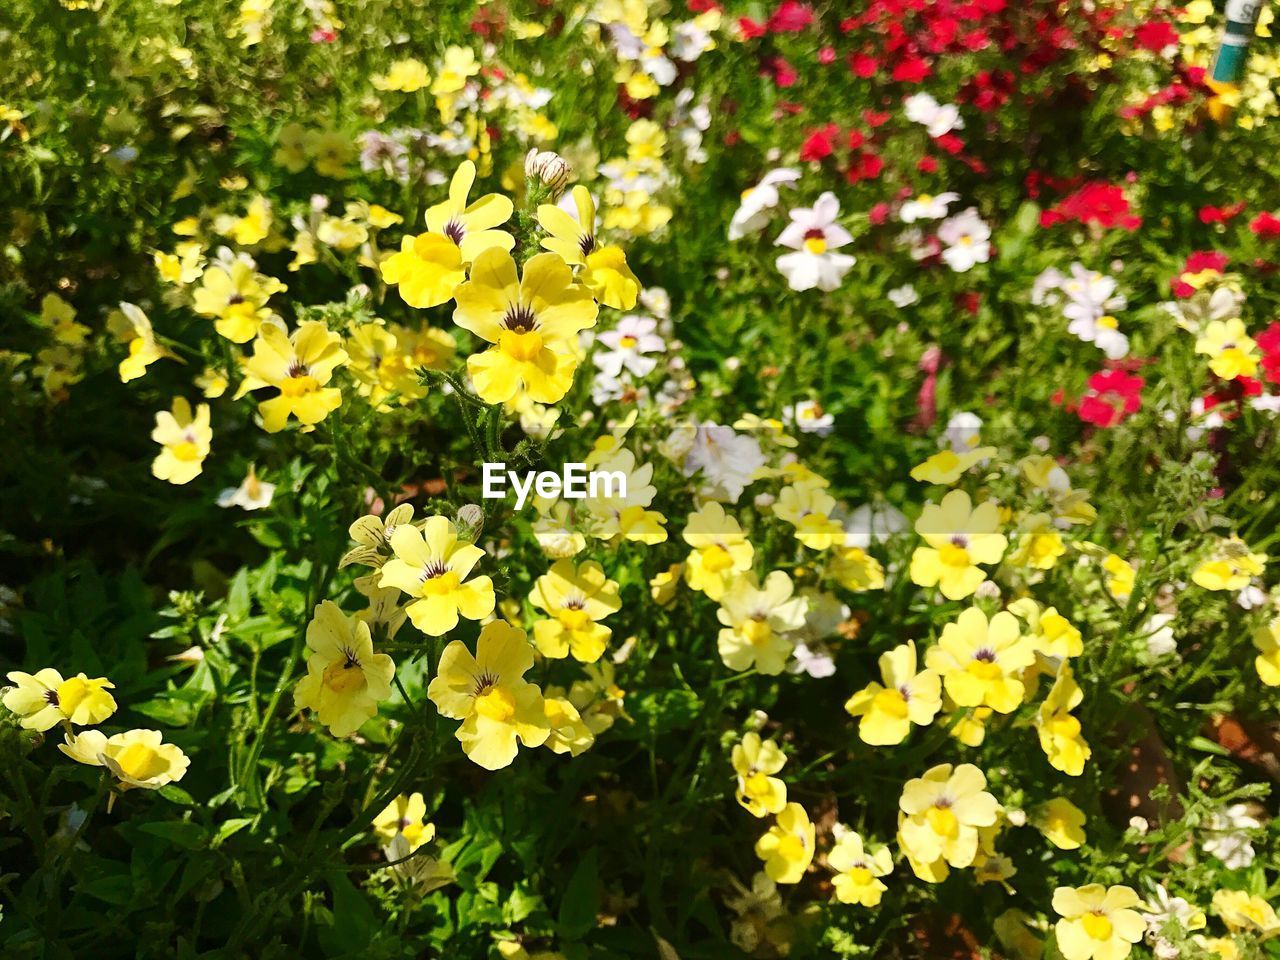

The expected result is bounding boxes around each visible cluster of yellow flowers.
[4,667,189,795]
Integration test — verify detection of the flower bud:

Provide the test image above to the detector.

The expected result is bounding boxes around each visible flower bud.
[524,148,571,198]
[455,503,485,542]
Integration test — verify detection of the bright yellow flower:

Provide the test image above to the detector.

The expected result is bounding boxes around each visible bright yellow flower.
[682,501,753,600]
[1102,554,1135,599]
[1008,516,1067,570]
[379,516,495,636]
[151,397,212,485]
[116,302,177,382]
[897,763,999,878]
[537,186,640,310]
[773,482,843,550]
[947,700,993,747]
[372,793,436,850]
[346,323,427,408]
[293,600,395,737]
[380,233,466,309]
[909,446,996,484]
[428,620,550,770]
[453,249,598,405]
[1213,889,1280,936]
[1254,618,1280,686]
[1052,884,1144,960]
[41,293,89,344]
[910,490,1007,600]
[432,45,480,96]
[425,160,515,263]
[543,696,595,756]
[4,668,116,730]
[192,260,285,343]
[844,641,941,745]
[61,728,190,791]
[394,322,457,371]
[341,503,416,570]
[218,195,273,246]
[373,58,432,93]
[239,320,347,432]
[1195,318,1260,380]
[1194,936,1240,959]
[530,559,621,662]
[716,571,807,675]
[1008,598,1083,658]
[926,608,1035,714]
[829,831,893,906]
[1036,665,1091,775]
[732,732,787,817]
[195,366,228,398]
[754,802,814,884]
[1192,537,1266,591]
[1034,798,1086,850]
[649,563,683,607]
[829,546,886,592]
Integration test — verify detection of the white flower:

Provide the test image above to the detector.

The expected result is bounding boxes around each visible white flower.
[774,192,856,292]
[595,315,665,379]
[941,411,983,451]
[640,286,671,318]
[1251,393,1280,414]
[217,466,275,511]
[1141,613,1177,658]
[936,208,990,272]
[729,167,801,240]
[671,19,716,61]
[899,192,959,223]
[783,399,834,436]
[1031,266,1066,305]
[788,640,836,678]
[888,284,919,307]
[1202,804,1261,869]
[903,92,964,137]
[1061,264,1129,358]
[1238,584,1268,610]
[683,422,766,503]
[839,501,908,548]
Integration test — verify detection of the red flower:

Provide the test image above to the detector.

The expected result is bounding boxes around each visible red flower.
[766,0,814,33]
[868,202,891,225]
[818,46,836,65]
[934,133,965,154]
[1258,320,1280,383]
[1040,182,1141,231]
[892,55,931,83]
[764,56,798,87]
[738,17,767,40]
[1077,369,1143,427]
[799,123,839,162]
[1199,202,1246,224]
[846,150,884,183]
[863,109,891,127]
[1133,21,1179,52]
[918,155,939,173]
[1250,211,1280,239]
[850,53,879,78]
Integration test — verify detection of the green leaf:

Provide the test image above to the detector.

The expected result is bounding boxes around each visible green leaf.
[556,848,600,941]
[317,872,377,957]
[137,820,208,850]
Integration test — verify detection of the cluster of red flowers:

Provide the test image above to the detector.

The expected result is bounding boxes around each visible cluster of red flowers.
[1053,368,1144,428]
[1260,322,1280,385]
[796,115,892,184]
[1039,182,1141,231]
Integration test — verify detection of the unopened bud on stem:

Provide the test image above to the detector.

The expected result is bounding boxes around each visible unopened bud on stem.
[524,148,571,199]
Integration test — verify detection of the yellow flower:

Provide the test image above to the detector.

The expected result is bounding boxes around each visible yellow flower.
[218,195,273,246]
[310,130,352,178]
[828,831,893,906]
[341,503,416,569]
[947,700,993,747]
[530,560,621,662]
[4,669,116,730]
[754,802,814,884]
[453,249,598,405]
[41,293,89,344]
[844,641,941,745]
[372,793,436,851]
[346,323,427,408]
[195,366,228,398]
[61,728,190,790]
[1195,318,1260,380]
[1254,617,1280,686]
[379,516,495,636]
[394,322,457,371]
[1008,598,1083,658]
[1192,537,1266,591]
[192,260,285,343]
[926,608,1035,714]
[1008,516,1067,570]
[649,563,683,607]
[380,232,467,309]
[910,490,1007,600]
[994,909,1046,960]
[151,398,212,485]
[537,186,640,309]
[1102,554,1135,599]
[909,446,996,484]
[716,571,807,675]
[1194,936,1239,960]
[373,58,432,93]
[543,696,595,756]
[682,501,753,600]
[239,320,348,433]
[432,45,480,96]
[1213,889,1280,936]
[829,546,886,592]
[773,482,844,550]
[293,600,395,737]
[1052,885,1144,960]
[1034,798,1086,850]
[116,302,177,382]
[428,620,550,770]
[897,763,999,878]
[732,732,787,817]
[425,159,515,264]
[1036,665,1091,775]
[273,122,312,173]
